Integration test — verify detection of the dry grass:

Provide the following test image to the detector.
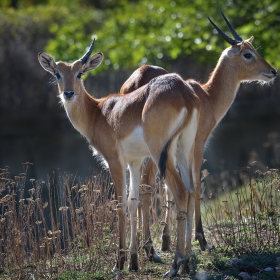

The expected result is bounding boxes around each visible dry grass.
[202,166,280,255]
[0,164,120,279]
[0,163,279,279]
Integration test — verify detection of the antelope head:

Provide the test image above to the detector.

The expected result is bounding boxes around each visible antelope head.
[38,39,104,102]
[209,12,277,83]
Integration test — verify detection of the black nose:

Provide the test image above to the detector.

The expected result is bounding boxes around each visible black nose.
[63,91,75,99]
[271,69,277,76]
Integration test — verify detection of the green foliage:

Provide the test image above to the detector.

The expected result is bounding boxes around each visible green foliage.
[97,0,218,69]
[57,269,110,279]
[0,0,141,9]
[42,0,280,71]
[211,254,231,271]
[56,270,94,280]
[45,4,105,62]
[1,1,280,73]
[0,4,63,32]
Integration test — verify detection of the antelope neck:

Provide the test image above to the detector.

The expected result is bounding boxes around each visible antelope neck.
[204,59,240,124]
[62,91,99,140]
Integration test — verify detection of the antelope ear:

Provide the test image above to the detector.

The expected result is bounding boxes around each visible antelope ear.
[231,41,244,55]
[38,52,57,75]
[82,53,104,73]
[248,36,254,43]
[234,40,245,54]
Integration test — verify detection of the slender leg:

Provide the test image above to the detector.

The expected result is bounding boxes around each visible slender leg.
[139,185,151,256]
[170,152,195,275]
[141,98,199,276]
[109,159,127,271]
[127,160,145,271]
[163,158,190,277]
[161,186,174,252]
[140,157,174,255]
[179,154,195,253]
[186,192,195,254]
[142,121,209,255]
[140,159,161,262]
[193,144,212,251]
[137,200,142,253]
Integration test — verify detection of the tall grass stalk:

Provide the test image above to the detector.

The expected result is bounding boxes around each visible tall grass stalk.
[203,166,280,255]
[0,163,279,279]
[0,164,120,278]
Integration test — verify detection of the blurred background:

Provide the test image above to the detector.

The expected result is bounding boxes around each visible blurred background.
[0,0,279,195]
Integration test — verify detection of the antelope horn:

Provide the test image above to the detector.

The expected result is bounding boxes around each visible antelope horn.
[80,39,95,64]
[208,14,241,45]
[221,11,243,42]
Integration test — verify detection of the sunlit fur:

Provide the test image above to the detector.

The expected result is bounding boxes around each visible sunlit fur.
[119,36,277,275]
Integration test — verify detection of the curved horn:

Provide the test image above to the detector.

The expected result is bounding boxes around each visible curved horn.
[208,17,239,45]
[221,11,243,42]
[80,39,95,65]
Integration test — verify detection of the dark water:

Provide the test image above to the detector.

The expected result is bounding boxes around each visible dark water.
[0,97,280,188]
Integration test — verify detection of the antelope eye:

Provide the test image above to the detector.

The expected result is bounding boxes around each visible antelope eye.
[54,72,61,80]
[243,53,253,59]
[77,72,82,79]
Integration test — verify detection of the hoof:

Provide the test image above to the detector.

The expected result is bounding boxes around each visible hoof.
[144,243,162,263]
[195,234,212,251]
[162,235,172,252]
[164,258,188,278]
[152,252,162,263]
[198,241,212,251]
[128,253,138,271]
[163,270,170,278]
[112,272,123,279]
[163,267,177,278]
[113,253,126,271]
[178,259,190,275]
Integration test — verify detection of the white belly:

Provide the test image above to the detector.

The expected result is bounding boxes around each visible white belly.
[120,126,150,162]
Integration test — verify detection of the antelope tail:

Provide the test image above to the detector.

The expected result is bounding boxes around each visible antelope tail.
[158,108,187,180]
[159,139,171,180]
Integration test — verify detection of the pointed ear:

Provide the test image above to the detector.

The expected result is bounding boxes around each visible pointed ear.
[38,52,57,75]
[232,40,245,55]
[82,53,104,73]
[248,36,254,43]
[231,44,241,55]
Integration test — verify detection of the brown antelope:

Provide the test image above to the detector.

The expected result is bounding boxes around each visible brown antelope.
[38,40,201,275]
[119,12,278,273]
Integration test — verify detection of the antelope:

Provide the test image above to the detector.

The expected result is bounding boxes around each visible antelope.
[119,12,278,273]
[38,40,201,275]
[120,65,168,94]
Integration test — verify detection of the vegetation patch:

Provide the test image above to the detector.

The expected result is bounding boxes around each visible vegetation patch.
[0,164,279,279]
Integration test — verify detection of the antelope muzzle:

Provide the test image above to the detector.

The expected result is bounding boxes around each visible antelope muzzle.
[63,91,75,100]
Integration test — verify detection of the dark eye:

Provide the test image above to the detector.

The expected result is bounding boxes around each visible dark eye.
[243,53,253,59]
[54,72,61,80]
[77,72,83,79]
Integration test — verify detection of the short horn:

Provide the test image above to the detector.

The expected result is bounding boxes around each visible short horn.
[208,17,239,45]
[221,11,243,42]
[80,39,95,65]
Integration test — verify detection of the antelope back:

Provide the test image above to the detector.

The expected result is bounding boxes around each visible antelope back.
[120,65,168,94]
